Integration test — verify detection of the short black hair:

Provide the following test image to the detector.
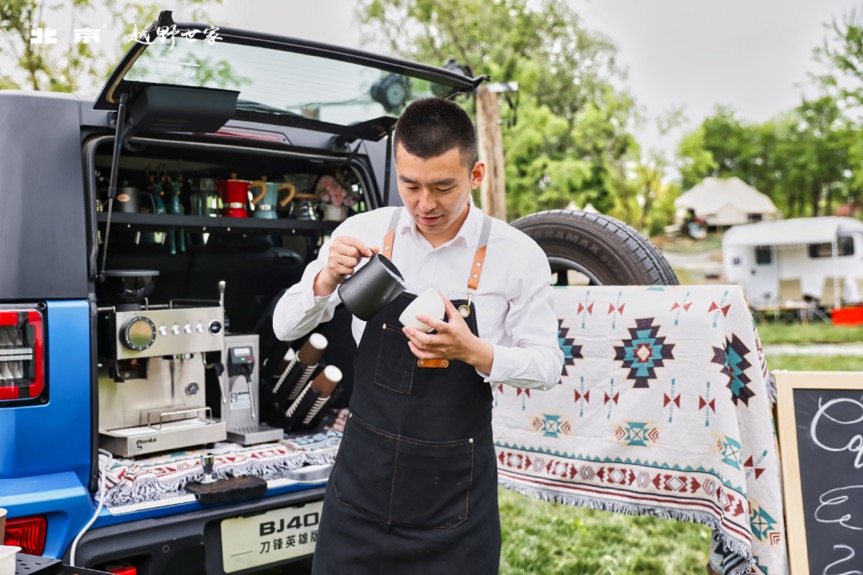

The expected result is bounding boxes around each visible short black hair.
[393,98,477,168]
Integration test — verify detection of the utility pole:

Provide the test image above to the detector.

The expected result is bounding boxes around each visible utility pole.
[475,84,510,221]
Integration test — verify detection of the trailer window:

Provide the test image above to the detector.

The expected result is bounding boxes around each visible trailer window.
[808,237,855,258]
[755,246,772,265]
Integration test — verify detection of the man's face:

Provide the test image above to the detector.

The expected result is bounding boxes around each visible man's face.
[395,143,485,247]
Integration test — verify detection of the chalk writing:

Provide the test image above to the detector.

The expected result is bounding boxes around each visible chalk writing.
[823,544,861,575]
[810,396,863,469]
[815,486,863,531]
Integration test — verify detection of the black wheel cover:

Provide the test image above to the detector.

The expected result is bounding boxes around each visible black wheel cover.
[511,209,678,286]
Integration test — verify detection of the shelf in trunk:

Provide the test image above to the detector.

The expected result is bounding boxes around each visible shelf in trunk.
[96,212,339,234]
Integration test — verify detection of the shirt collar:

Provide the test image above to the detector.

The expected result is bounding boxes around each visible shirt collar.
[398,204,483,249]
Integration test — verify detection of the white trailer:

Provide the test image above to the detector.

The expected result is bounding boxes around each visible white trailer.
[722,217,863,308]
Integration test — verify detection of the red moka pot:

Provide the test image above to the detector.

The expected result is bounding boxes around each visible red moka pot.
[219,173,250,218]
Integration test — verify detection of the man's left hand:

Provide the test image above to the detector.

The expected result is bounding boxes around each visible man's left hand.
[402,294,494,375]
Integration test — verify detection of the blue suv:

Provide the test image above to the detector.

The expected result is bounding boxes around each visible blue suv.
[0,10,678,575]
[0,10,483,574]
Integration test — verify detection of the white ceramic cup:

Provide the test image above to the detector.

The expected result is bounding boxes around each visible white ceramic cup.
[0,545,20,575]
[399,288,445,332]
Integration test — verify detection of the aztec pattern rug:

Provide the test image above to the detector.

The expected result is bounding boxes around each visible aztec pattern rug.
[99,430,341,508]
[493,286,788,575]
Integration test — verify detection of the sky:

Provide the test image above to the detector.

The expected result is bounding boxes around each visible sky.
[570,0,863,153]
[16,0,863,153]
[204,0,863,154]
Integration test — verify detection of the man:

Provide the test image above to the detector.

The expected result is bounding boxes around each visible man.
[273,97,563,574]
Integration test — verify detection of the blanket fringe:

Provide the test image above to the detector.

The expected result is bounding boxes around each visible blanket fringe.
[499,479,755,575]
[99,435,340,508]
[766,371,778,405]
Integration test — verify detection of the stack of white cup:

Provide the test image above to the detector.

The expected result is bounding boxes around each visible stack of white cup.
[0,508,21,575]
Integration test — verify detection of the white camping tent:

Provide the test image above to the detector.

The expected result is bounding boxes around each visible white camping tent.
[722,217,863,308]
[676,177,778,227]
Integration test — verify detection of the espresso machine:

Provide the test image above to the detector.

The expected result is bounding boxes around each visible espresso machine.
[97,272,228,457]
[220,334,283,445]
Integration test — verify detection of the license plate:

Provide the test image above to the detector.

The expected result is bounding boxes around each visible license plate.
[220,499,324,573]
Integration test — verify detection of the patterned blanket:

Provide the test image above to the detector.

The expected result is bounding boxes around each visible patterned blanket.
[99,430,341,508]
[493,286,788,575]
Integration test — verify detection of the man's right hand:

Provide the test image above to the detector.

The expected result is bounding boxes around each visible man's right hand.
[313,236,380,296]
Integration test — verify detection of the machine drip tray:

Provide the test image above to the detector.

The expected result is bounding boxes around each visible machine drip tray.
[226,423,284,445]
[100,418,227,457]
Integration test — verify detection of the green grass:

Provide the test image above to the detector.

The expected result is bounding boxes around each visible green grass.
[765,354,863,371]
[756,322,863,345]
[500,489,710,575]
[654,234,723,254]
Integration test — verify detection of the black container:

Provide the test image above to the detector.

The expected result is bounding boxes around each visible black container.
[337,254,406,320]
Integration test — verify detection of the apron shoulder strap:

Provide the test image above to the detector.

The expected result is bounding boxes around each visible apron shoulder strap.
[466,215,493,291]
[381,207,403,261]
[381,208,490,290]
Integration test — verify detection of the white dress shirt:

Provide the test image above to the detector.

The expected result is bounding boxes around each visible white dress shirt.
[273,205,564,390]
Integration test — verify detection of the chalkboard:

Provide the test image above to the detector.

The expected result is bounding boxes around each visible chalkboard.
[776,371,863,575]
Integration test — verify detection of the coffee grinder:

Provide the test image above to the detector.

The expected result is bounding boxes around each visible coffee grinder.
[220,333,283,445]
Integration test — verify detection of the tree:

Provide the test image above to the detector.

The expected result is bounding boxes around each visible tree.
[676,125,716,192]
[807,8,863,213]
[611,106,687,235]
[790,96,858,216]
[503,96,592,216]
[672,8,863,222]
[0,0,220,93]
[675,98,861,218]
[356,0,637,220]
[812,7,863,111]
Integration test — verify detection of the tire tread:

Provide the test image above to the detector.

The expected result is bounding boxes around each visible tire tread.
[511,209,678,286]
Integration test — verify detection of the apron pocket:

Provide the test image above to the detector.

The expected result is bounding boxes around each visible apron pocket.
[374,324,416,394]
[390,434,474,529]
[332,415,396,523]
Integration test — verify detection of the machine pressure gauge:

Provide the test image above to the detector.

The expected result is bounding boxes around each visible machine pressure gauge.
[120,316,157,351]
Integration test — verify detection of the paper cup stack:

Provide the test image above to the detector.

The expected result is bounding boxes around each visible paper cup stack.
[0,545,20,575]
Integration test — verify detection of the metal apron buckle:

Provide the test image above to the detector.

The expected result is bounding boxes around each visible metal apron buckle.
[458,290,475,318]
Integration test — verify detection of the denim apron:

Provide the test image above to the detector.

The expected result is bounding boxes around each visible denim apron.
[312,209,500,575]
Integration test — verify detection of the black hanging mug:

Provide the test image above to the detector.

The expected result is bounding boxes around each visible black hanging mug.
[338,254,406,320]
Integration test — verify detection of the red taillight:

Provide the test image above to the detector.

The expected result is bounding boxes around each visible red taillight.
[4,516,47,555]
[105,565,137,575]
[0,307,45,403]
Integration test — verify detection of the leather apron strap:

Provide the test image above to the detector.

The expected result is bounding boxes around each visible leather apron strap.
[380,206,493,298]
[467,216,492,291]
[459,215,492,317]
[381,207,402,261]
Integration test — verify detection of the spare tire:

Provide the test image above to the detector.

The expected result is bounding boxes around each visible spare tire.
[511,209,678,286]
